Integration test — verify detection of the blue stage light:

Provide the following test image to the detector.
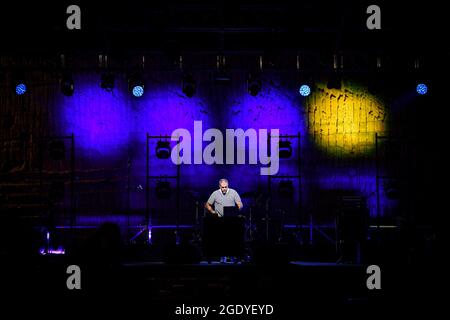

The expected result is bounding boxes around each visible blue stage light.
[15,83,27,95]
[416,83,428,95]
[60,73,74,96]
[299,84,311,97]
[132,85,144,97]
[100,72,115,91]
[247,73,262,96]
[129,73,144,97]
[183,73,196,98]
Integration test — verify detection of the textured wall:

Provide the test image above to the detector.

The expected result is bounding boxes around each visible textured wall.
[306,81,386,157]
[1,58,421,232]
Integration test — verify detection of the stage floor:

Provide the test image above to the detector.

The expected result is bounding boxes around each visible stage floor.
[1,254,439,314]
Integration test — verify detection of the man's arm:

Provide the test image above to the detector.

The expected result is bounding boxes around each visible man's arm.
[205,202,216,215]
[235,191,243,210]
[205,192,218,216]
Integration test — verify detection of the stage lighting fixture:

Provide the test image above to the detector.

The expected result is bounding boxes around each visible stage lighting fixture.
[13,72,27,95]
[132,86,144,97]
[60,73,74,96]
[48,140,66,160]
[247,73,262,96]
[15,83,27,95]
[416,83,428,95]
[100,72,115,91]
[383,180,401,199]
[129,73,145,97]
[278,180,294,199]
[156,140,171,159]
[279,140,292,159]
[182,73,196,98]
[156,181,172,199]
[214,72,231,85]
[299,84,311,97]
[327,72,342,90]
[368,75,383,95]
[297,70,314,96]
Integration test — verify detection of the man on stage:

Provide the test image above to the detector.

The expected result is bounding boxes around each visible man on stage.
[205,178,243,217]
[204,178,244,263]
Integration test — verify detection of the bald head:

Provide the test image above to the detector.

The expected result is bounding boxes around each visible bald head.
[219,178,229,194]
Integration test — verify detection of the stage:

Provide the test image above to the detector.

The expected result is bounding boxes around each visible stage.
[0,1,444,317]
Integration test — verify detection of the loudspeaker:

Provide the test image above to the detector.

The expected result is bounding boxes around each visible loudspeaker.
[336,197,368,263]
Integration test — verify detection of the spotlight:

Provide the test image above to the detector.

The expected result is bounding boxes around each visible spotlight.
[279,140,292,159]
[214,71,231,85]
[156,140,171,159]
[299,84,311,97]
[182,73,196,98]
[368,76,383,95]
[129,73,145,97]
[247,73,262,96]
[278,180,294,199]
[48,140,66,160]
[367,68,387,95]
[100,72,115,91]
[15,83,27,95]
[13,72,27,95]
[132,86,144,97]
[416,83,428,95]
[297,72,314,96]
[327,72,342,90]
[383,180,401,199]
[156,181,172,199]
[60,73,74,96]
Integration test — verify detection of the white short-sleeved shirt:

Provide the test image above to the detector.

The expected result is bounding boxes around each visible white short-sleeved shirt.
[207,188,242,217]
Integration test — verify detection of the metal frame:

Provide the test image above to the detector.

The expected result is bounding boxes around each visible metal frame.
[145,133,181,245]
[37,134,76,253]
[267,132,302,243]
